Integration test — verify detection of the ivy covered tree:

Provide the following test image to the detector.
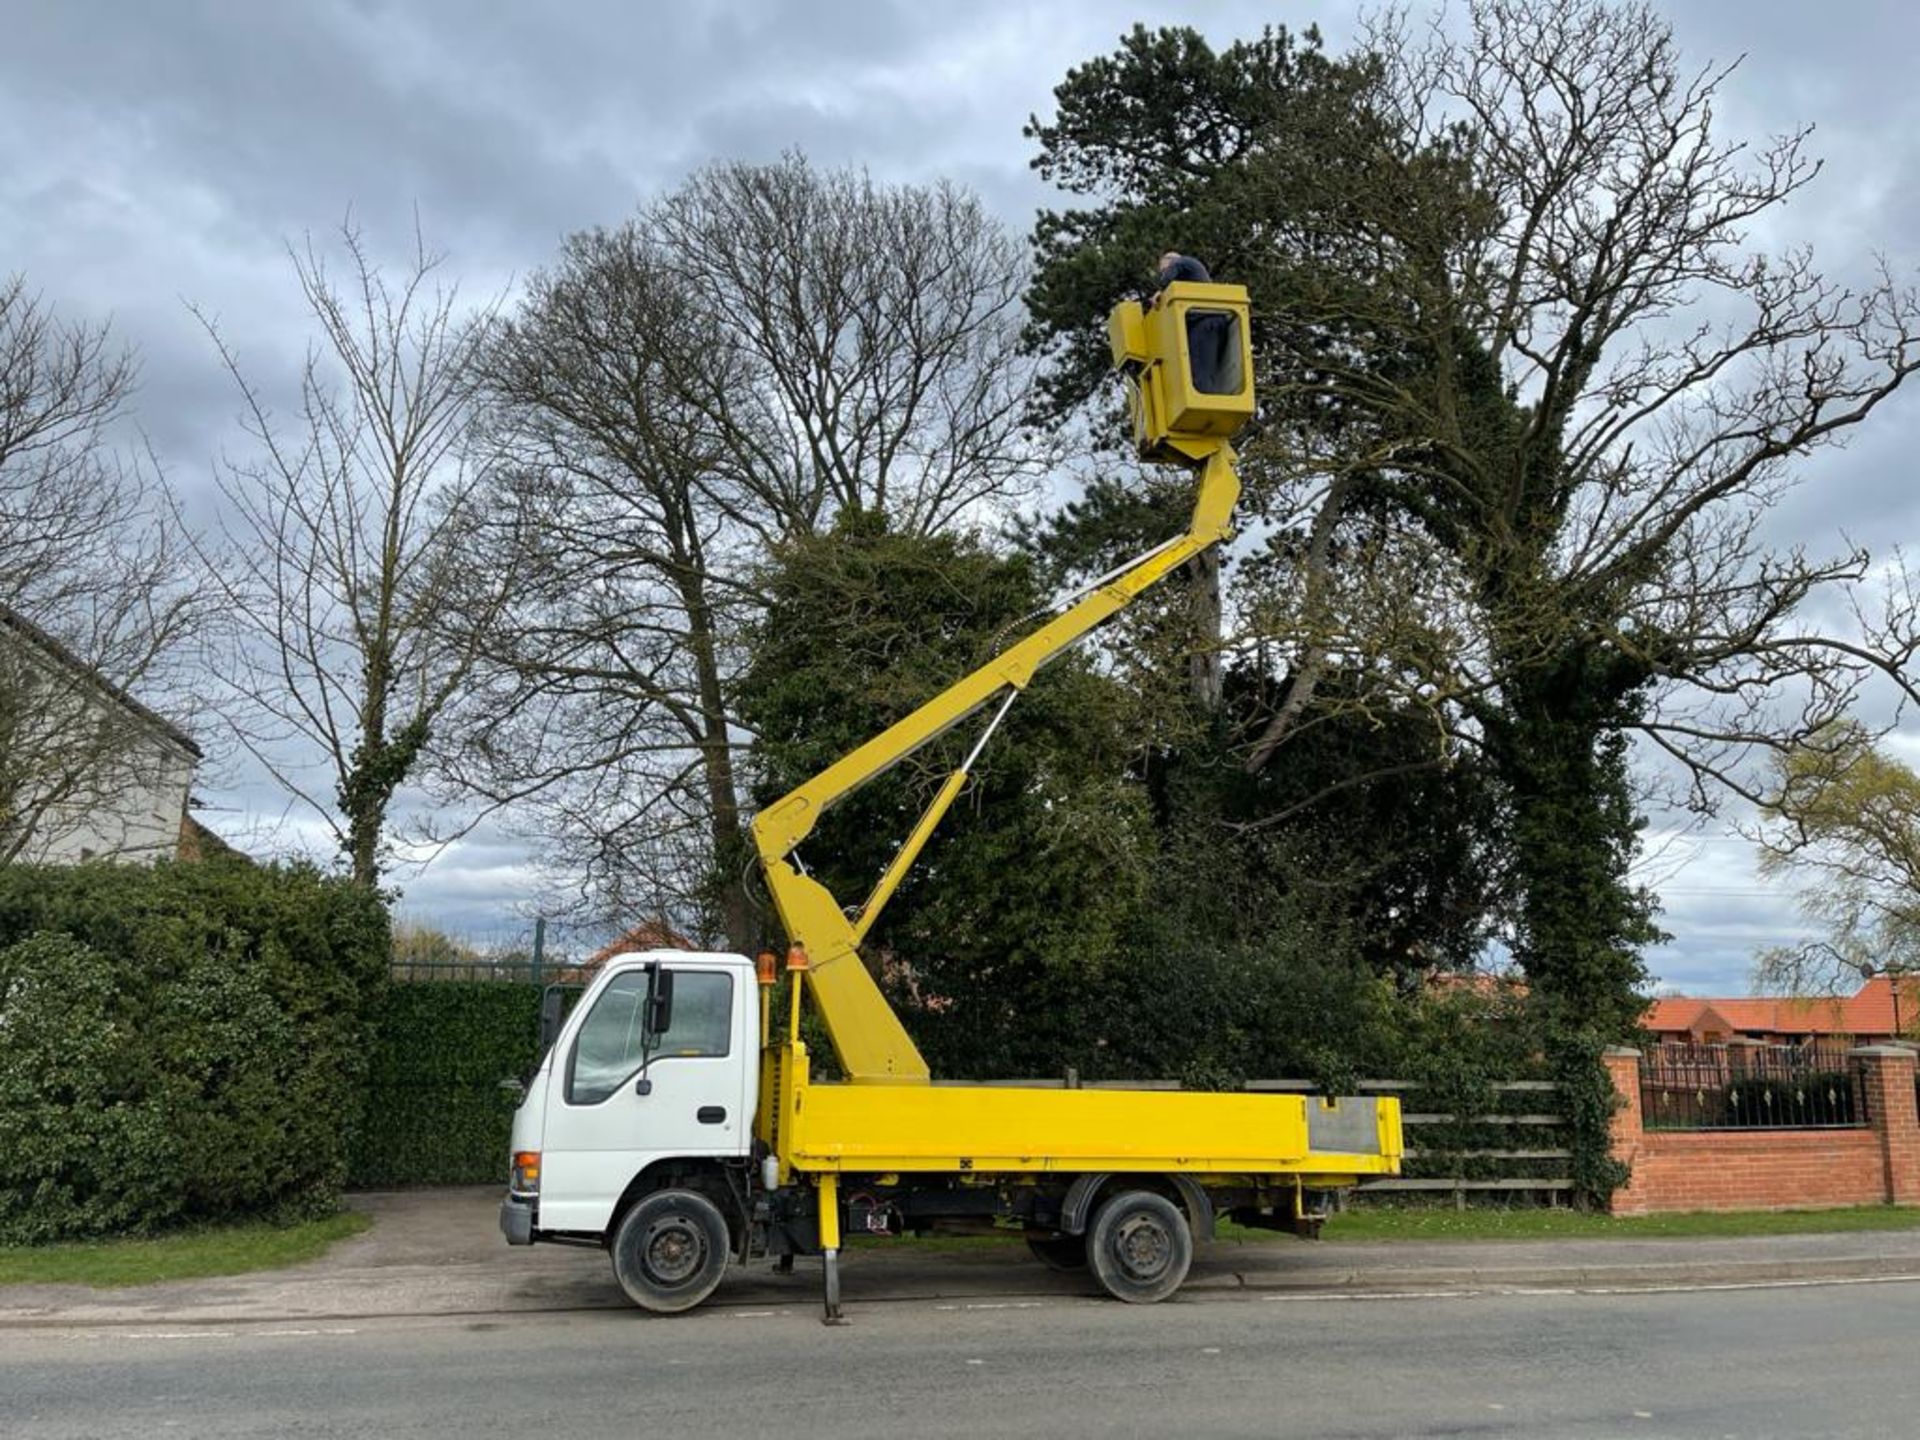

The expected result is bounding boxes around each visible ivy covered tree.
[1028,2,1920,1194]
[197,225,505,889]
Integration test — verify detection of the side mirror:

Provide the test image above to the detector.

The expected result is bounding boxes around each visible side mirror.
[645,965,675,1038]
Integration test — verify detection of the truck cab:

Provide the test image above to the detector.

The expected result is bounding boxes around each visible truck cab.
[501,951,757,1244]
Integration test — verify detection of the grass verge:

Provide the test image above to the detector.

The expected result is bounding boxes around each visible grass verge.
[881,1204,1920,1253]
[0,1211,371,1288]
[1284,1204,1920,1244]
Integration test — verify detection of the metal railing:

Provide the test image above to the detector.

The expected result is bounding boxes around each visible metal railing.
[1639,1042,1867,1131]
[388,957,548,984]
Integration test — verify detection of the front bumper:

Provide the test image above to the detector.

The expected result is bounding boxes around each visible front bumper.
[499,1194,536,1246]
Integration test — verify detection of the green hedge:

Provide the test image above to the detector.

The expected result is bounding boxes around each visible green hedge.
[349,982,544,1188]
[0,860,387,1245]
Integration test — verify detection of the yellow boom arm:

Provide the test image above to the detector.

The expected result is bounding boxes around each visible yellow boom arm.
[750,282,1255,1084]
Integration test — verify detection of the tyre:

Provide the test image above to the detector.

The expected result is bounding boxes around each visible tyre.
[1024,1228,1088,1272]
[1086,1189,1192,1304]
[610,1188,731,1314]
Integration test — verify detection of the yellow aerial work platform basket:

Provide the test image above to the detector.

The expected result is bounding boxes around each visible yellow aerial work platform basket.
[1108,281,1255,462]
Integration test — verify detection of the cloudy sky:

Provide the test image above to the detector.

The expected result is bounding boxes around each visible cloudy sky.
[6,0,1917,990]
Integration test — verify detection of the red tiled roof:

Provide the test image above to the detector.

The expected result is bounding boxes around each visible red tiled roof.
[1423,969,1528,999]
[1843,976,1920,1036]
[1643,997,1701,1032]
[1644,979,1916,1038]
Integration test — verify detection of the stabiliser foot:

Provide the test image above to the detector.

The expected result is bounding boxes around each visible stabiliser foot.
[821,1247,848,1326]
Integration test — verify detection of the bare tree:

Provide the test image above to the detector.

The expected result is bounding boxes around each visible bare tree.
[659,155,1046,537]
[1238,0,1920,792]
[1751,722,1920,1004]
[0,278,205,865]
[197,225,508,888]
[451,159,1042,943]
[449,225,760,940]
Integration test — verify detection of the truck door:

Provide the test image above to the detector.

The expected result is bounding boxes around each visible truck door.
[537,962,749,1232]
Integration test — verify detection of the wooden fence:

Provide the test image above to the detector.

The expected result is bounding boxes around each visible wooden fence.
[982,1075,1571,1206]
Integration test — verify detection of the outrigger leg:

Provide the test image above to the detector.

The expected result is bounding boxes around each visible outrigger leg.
[818,1172,847,1325]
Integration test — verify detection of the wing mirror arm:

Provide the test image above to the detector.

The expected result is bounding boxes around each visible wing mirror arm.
[634,963,676,1096]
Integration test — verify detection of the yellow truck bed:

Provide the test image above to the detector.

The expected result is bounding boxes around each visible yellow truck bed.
[768,1041,1403,1182]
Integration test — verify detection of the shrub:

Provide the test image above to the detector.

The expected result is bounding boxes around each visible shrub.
[350,982,544,1188]
[0,935,178,1242]
[0,860,387,1243]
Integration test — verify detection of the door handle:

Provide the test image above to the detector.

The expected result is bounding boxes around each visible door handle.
[696,1106,728,1125]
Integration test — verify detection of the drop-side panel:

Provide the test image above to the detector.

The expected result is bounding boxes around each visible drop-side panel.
[788,1084,1318,1173]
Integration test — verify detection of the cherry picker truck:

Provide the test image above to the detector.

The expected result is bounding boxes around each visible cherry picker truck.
[498,282,1404,1319]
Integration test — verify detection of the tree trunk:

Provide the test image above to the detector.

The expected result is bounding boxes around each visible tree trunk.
[1187,549,1223,711]
[682,566,754,952]
[345,650,391,891]
[1488,653,1655,1204]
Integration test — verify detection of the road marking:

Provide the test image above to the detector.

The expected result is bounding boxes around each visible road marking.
[1256,1273,1920,1305]
[111,1331,237,1341]
[1565,1273,1920,1296]
[934,1301,1047,1312]
[965,1358,985,1366]
[1264,1290,1482,1302]
[1201,1347,1221,1355]
[52,1325,360,1345]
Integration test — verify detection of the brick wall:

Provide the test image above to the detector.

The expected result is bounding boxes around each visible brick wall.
[1606,1045,1920,1216]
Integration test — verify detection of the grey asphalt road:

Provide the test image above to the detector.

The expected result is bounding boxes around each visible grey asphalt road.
[7,1278,1917,1440]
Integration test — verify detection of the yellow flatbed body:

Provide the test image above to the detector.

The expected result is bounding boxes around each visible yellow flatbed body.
[765,1040,1403,1183]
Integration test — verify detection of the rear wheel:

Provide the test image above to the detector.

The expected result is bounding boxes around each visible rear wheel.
[1024,1228,1088,1272]
[611,1188,730,1314]
[1086,1190,1191,1304]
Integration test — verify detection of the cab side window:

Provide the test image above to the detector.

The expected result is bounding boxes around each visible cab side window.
[654,971,733,1059]
[566,970,733,1105]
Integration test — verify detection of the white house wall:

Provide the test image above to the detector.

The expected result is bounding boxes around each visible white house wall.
[18,728,197,865]
[2,620,200,866]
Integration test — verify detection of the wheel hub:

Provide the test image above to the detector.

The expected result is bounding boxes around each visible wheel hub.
[1114,1214,1171,1279]
[644,1216,705,1285]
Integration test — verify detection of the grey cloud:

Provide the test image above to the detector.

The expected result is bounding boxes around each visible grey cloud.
[6,0,1915,991]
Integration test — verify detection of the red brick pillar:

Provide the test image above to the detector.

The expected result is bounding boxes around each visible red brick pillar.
[1850,1045,1920,1205]
[1603,1046,1647,1216]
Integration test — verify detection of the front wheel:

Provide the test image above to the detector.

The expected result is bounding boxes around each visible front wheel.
[611,1188,730,1314]
[1086,1189,1191,1304]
